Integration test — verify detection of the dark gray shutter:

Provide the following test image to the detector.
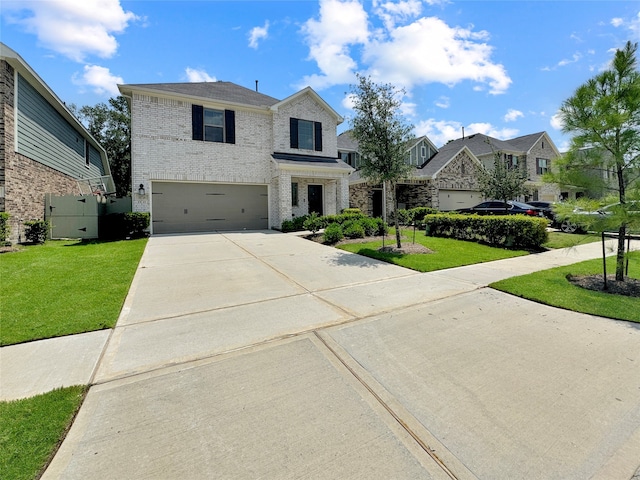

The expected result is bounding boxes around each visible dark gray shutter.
[290,118,298,149]
[314,122,322,151]
[192,105,203,141]
[224,110,235,144]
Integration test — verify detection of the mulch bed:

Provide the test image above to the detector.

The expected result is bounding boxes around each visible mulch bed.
[567,274,640,297]
[305,233,433,254]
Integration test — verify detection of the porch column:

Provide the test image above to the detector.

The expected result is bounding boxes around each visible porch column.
[336,176,350,212]
[278,171,292,228]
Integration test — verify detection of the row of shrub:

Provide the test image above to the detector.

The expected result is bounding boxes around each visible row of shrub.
[280,209,389,244]
[395,207,439,225]
[423,213,549,250]
[100,212,150,239]
[0,214,50,245]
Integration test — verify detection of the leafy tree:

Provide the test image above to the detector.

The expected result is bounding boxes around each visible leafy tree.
[72,96,131,197]
[349,74,414,248]
[555,41,640,281]
[477,142,529,212]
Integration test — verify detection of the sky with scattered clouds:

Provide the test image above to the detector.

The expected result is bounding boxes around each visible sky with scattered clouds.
[2,0,639,151]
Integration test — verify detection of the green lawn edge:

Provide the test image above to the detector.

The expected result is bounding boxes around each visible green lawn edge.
[1,238,147,346]
[337,229,529,272]
[0,386,87,480]
[490,252,640,322]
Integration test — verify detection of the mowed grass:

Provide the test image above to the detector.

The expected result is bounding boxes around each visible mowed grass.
[0,386,86,480]
[1,239,147,346]
[542,231,601,249]
[491,251,640,322]
[337,229,529,272]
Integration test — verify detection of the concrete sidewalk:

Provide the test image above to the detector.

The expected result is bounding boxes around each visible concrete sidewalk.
[3,232,639,479]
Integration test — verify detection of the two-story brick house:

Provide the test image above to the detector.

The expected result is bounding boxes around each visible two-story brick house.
[118,82,352,234]
[1,43,113,242]
[345,130,563,216]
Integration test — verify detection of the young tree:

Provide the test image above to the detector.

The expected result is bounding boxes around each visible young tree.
[72,96,131,197]
[349,74,414,248]
[477,142,529,212]
[556,41,640,281]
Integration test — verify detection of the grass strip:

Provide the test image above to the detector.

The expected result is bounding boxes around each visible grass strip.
[1,239,147,346]
[491,251,639,322]
[337,230,528,272]
[0,386,87,480]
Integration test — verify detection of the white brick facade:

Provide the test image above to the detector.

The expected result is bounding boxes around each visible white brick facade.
[124,85,352,232]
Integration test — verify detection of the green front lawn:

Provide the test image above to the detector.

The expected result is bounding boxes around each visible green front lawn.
[0,386,86,480]
[1,239,147,346]
[491,251,640,322]
[542,231,601,249]
[337,229,529,272]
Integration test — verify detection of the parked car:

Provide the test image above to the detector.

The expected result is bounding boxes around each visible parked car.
[559,201,640,234]
[527,201,560,225]
[456,200,545,217]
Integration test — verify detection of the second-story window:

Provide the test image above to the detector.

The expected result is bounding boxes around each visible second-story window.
[536,158,549,175]
[290,118,322,152]
[192,105,235,144]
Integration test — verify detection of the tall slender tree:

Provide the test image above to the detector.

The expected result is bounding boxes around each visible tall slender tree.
[349,74,414,248]
[556,41,640,281]
[72,96,131,197]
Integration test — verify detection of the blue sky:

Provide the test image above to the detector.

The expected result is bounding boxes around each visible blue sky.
[2,0,639,151]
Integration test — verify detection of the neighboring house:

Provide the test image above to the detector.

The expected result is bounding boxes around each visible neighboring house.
[118,82,352,234]
[0,43,114,243]
[345,130,563,216]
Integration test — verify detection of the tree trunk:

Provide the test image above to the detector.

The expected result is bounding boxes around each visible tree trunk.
[392,181,402,248]
[616,224,626,281]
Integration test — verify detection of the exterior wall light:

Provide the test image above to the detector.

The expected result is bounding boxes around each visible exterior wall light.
[138,184,146,195]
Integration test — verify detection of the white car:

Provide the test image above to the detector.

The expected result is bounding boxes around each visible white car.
[560,201,640,234]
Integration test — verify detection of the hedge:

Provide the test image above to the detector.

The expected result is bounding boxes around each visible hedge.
[100,212,150,239]
[0,212,9,244]
[424,213,548,250]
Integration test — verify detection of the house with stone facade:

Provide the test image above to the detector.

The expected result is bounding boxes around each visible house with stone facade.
[118,81,352,234]
[0,43,113,243]
[345,129,563,216]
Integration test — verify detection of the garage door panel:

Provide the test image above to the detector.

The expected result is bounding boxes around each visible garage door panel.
[438,190,481,211]
[152,182,268,234]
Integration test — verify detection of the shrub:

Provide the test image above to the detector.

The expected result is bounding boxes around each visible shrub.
[424,213,548,250]
[410,207,438,224]
[0,212,10,244]
[323,223,344,243]
[23,219,49,244]
[281,219,296,232]
[342,220,365,239]
[100,212,150,239]
[342,208,362,215]
[303,212,324,233]
[123,212,150,238]
[373,217,389,235]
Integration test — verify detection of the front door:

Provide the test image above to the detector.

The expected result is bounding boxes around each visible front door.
[308,185,323,216]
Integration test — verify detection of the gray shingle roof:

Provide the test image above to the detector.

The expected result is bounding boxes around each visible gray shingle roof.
[337,131,359,151]
[120,81,280,108]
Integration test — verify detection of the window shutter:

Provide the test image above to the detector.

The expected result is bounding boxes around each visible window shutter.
[314,122,322,151]
[192,105,203,141]
[290,118,298,149]
[224,110,235,144]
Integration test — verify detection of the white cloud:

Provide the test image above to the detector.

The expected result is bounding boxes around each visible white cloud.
[249,21,269,49]
[609,12,640,40]
[550,112,564,131]
[298,0,370,90]
[4,0,138,62]
[363,17,510,94]
[414,118,518,147]
[504,109,523,122]
[557,52,582,67]
[373,0,422,30]
[611,17,624,28]
[72,65,122,97]
[434,96,450,109]
[184,68,216,83]
[299,0,510,95]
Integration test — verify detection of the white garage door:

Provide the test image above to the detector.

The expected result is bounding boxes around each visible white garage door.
[438,190,481,211]
[151,182,268,234]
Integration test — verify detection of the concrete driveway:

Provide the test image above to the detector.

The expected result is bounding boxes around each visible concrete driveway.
[42,232,640,479]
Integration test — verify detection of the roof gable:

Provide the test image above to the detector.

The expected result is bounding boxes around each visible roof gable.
[271,86,343,124]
